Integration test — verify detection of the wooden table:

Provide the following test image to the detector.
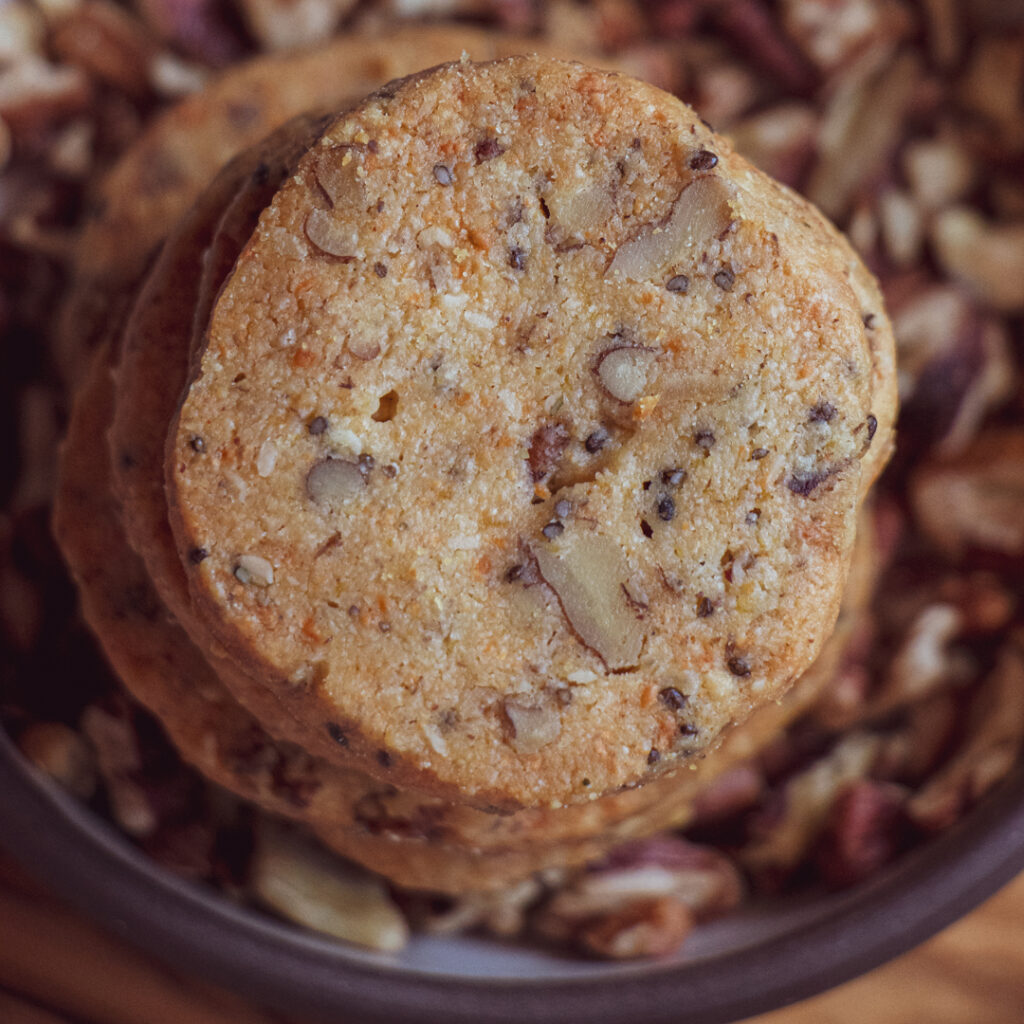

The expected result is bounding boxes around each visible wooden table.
[2,851,1022,1024]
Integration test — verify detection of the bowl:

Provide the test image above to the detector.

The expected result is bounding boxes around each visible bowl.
[2,721,1023,1024]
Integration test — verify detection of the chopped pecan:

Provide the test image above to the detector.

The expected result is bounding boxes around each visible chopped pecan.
[527,421,570,482]
[741,732,882,883]
[907,643,1024,832]
[912,431,1024,558]
[251,821,408,951]
[814,779,909,888]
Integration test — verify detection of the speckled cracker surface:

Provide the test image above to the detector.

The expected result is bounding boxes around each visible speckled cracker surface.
[56,338,877,894]
[55,26,669,386]
[168,57,895,809]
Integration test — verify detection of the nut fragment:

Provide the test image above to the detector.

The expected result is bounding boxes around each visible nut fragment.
[870,604,964,715]
[742,732,881,880]
[729,103,817,186]
[907,644,1024,832]
[531,531,645,670]
[535,836,743,958]
[17,721,97,799]
[596,345,657,403]
[609,175,734,281]
[903,135,973,211]
[779,0,893,72]
[545,182,615,239]
[235,553,274,586]
[306,456,364,509]
[236,0,357,52]
[814,780,908,888]
[932,208,1024,313]
[347,335,381,361]
[911,431,1024,558]
[252,822,409,952]
[577,898,693,959]
[80,703,157,838]
[504,697,561,754]
[527,421,570,481]
[313,146,364,207]
[890,284,1014,457]
[304,207,360,258]
[806,53,920,218]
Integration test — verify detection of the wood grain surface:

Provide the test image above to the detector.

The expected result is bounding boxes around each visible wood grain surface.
[1,851,1021,1024]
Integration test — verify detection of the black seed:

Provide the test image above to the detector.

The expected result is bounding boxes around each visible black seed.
[809,401,837,423]
[509,247,527,270]
[584,428,609,453]
[696,595,714,618]
[745,508,761,525]
[554,498,572,518]
[656,494,676,522]
[308,416,328,436]
[505,563,524,582]
[542,521,564,540]
[787,470,828,496]
[862,312,877,329]
[120,451,136,470]
[348,605,360,618]
[694,430,716,451]
[581,778,591,787]
[666,274,690,294]
[750,447,769,460]
[640,519,653,539]
[661,467,686,487]
[377,750,392,767]
[659,687,687,711]
[189,547,209,565]
[433,164,453,186]
[188,435,206,453]
[325,722,348,746]
[678,723,699,737]
[647,748,661,765]
[474,136,506,162]
[727,655,751,677]
[866,414,878,441]
[713,267,735,291]
[252,162,270,185]
[383,463,398,478]
[373,262,388,278]
[689,148,718,171]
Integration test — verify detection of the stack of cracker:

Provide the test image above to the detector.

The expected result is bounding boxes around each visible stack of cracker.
[54,44,895,894]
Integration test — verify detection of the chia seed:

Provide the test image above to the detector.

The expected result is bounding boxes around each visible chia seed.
[727,655,752,677]
[713,267,735,291]
[689,149,718,171]
[659,687,687,711]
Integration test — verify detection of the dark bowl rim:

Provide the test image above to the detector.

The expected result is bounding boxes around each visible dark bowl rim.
[2,721,1023,1024]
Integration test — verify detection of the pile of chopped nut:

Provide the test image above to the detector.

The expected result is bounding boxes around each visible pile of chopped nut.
[2,0,1023,961]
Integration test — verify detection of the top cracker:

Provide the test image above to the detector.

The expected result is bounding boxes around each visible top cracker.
[168,56,895,810]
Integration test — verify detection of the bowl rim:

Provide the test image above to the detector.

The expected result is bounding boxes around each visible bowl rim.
[2,722,1023,1024]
